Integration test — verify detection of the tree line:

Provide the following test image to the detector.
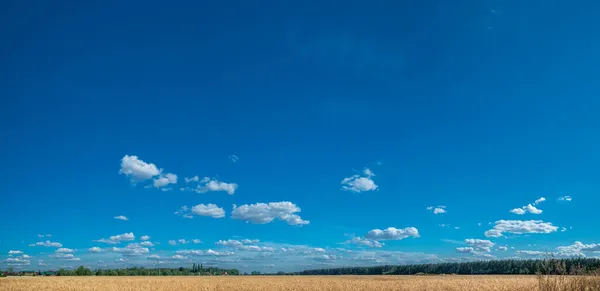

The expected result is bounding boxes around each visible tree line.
[292,258,600,276]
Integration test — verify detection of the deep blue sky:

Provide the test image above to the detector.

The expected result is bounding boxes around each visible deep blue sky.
[1,1,599,271]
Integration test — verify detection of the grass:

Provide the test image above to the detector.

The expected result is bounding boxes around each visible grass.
[1,275,599,290]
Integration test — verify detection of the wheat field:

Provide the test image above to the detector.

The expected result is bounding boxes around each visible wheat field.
[0,275,546,291]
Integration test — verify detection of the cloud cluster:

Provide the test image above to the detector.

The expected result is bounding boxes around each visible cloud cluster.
[183,176,238,195]
[365,227,419,241]
[345,237,383,248]
[191,204,225,218]
[341,168,378,193]
[485,220,558,237]
[94,232,135,244]
[120,155,161,182]
[176,249,234,256]
[29,240,63,247]
[111,243,149,256]
[231,202,309,226]
[465,239,495,253]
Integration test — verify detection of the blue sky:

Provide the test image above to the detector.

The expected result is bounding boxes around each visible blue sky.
[2,1,600,272]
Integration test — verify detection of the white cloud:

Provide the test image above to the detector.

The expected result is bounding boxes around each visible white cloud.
[229,155,239,163]
[510,204,542,215]
[153,173,178,188]
[346,237,383,248]
[37,234,51,238]
[140,241,155,247]
[534,197,546,205]
[465,239,495,252]
[231,201,309,226]
[172,254,188,260]
[485,220,558,237]
[114,215,129,221]
[365,227,419,241]
[497,246,508,251]
[94,232,135,244]
[88,247,102,253]
[119,155,161,182]
[199,177,238,195]
[517,250,547,256]
[29,241,63,247]
[558,196,572,202]
[192,239,202,244]
[8,250,23,255]
[4,257,30,265]
[427,205,446,214]
[191,203,225,218]
[111,243,149,256]
[185,176,200,183]
[555,241,600,257]
[22,254,31,259]
[148,255,160,260]
[456,247,474,253]
[55,248,75,253]
[176,249,234,257]
[241,239,259,244]
[215,240,244,248]
[168,240,177,246]
[341,168,378,193]
[140,235,150,241]
[178,239,190,244]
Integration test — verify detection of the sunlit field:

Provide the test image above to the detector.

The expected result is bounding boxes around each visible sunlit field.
[0,275,544,291]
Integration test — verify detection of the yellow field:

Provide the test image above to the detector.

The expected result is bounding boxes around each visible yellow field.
[0,275,546,291]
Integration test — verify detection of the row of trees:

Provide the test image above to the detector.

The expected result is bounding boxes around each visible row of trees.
[293,258,600,276]
[52,265,240,276]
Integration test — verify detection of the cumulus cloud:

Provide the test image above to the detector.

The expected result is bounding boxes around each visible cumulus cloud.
[231,201,309,226]
[534,197,546,205]
[346,237,383,248]
[114,215,129,221]
[341,168,378,193]
[119,155,162,182]
[172,254,188,260]
[153,173,177,189]
[176,249,234,257]
[55,248,75,253]
[192,239,202,244]
[29,241,63,247]
[94,232,135,244]
[555,241,600,257]
[199,177,238,195]
[426,206,447,214]
[8,250,23,255]
[365,227,419,241]
[485,220,558,237]
[168,240,177,246]
[88,247,103,253]
[4,257,30,265]
[510,204,542,215]
[215,240,244,248]
[111,243,149,256]
[191,203,225,218]
[558,196,572,202]
[178,239,190,244]
[465,239,495,253]
[456,247,474,253]
[140,241,155,247]
[140,235,150,241]
[497,246,508,251]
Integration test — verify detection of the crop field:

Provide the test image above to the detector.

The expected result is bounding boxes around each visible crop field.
[0,275,551,291]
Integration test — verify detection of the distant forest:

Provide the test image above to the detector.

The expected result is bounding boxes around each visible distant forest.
[3,258,600,276]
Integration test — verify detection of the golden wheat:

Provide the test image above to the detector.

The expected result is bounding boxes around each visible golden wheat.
[0,275,546,291]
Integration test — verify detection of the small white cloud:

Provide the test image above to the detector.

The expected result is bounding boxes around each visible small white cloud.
[185,176,200,183]
[199,177,238,195]
[94,232,135,244]
[229,155,240,163]
[114,215,129,221]
[191,203,225,218]
[29,241,62,247]
[346,237,383,248]
[148,255,160,260]
[485,220,558,237]
[111,243,149,256]
[168,240,177,246]
[176,249,234,257]
[8,250,23,255]
[341,168,378,193]
[497,246,508,251]
[510,204,542,215]
[140,241,155,247]
[172,254,188,260]
[215,240,244,248]
[231,201,309,226]
[558,196,572,202]
[178,239,189,244]
[119,155,161,182]
[365,227,419,241]
[88,247,102,253]
[140,235,150,241]
[37,234,51,238]
[534,197,546,205]
[4,257,30,265]
[153,173,178,188]
[465,239,495,252]
[192,239,202,244]
[55,248,75,253]
[427,205,446,214]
